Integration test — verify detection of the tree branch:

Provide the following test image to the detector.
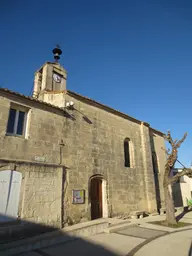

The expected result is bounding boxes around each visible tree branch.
[163,131,188,170]
[164,131,175,147]
[173,139,178,144]
[169,168,192,184]
[175,132,188,149]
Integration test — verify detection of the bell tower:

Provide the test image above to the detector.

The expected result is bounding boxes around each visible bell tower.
[32,45,68,108]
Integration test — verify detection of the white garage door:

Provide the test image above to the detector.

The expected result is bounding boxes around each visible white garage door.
[0,170,22,223]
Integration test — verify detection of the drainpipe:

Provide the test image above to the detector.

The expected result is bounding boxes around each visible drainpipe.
[59,139,65,165]
[59,139,65,228]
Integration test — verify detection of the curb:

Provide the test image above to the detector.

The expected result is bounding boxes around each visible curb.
[126,226,192,256]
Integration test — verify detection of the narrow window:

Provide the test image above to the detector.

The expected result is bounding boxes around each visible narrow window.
[124,138,130,167]
[6,107,27,136]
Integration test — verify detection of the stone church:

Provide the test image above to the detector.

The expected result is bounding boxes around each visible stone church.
[0,47,166,228]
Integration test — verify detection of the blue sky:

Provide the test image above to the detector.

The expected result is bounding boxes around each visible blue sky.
[0,1,192,166]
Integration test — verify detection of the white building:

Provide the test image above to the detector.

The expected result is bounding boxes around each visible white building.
[172,168,192,207]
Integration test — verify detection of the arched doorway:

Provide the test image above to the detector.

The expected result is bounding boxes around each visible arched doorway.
[90,178,102,220]
[90,175,108,220]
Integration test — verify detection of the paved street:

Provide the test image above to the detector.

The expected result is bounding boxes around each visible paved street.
[35,233,143,256]
[20,226,192,256]
[135,229,192,256]
[11,211,192,256]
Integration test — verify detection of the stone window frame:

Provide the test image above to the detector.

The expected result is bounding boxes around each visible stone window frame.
[6,103,30,138]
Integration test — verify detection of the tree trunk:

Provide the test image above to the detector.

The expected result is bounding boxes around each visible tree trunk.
[164,184,177,225]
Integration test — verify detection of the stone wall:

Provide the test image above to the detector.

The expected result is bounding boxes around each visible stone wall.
[0,90,166,226]
[62,93,159,221]
[0,162,63,228]
[149,129,166,210]
[0,93,65,163]
[0,93,65,227]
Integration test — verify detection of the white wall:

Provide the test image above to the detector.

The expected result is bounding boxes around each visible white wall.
[172,168,192,207]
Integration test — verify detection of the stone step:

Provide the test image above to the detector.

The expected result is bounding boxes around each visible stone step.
[0,219,109,256]
[108,219,131,228]
[104,222,135,233]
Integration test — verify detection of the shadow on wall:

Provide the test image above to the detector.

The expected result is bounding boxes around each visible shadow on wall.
[0,214,119,256]
[73,107,93,124]
[150,132,162,213]
[172,182,183,208]
[188,242,192,256]
[152,155,161,211]
[176,208,192,222]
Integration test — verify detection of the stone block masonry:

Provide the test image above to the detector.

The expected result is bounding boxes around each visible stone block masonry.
[0,161,64,228]
[62,94,165,222]
[0,87,166,227]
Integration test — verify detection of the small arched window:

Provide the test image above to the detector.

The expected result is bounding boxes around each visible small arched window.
[124,138,131,167]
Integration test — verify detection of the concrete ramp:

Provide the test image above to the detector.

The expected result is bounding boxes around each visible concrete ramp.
[0,219,109,256]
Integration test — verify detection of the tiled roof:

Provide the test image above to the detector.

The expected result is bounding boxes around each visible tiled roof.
[0,87,65,112]
[0,87,164,136]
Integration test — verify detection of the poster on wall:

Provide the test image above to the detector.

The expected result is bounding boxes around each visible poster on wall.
[72,189,85,204]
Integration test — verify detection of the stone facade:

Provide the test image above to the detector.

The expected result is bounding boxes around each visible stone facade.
[150,129,166,211]
[0,60,167,228]
[0,92,65,227]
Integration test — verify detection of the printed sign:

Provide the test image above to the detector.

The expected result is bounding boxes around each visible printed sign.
[34,156,46,162]
[72,189,85,204]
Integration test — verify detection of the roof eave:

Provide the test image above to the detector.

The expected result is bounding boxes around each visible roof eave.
[67,90,165,136]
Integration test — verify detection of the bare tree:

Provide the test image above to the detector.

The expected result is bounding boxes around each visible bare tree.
[163,131,192,225]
